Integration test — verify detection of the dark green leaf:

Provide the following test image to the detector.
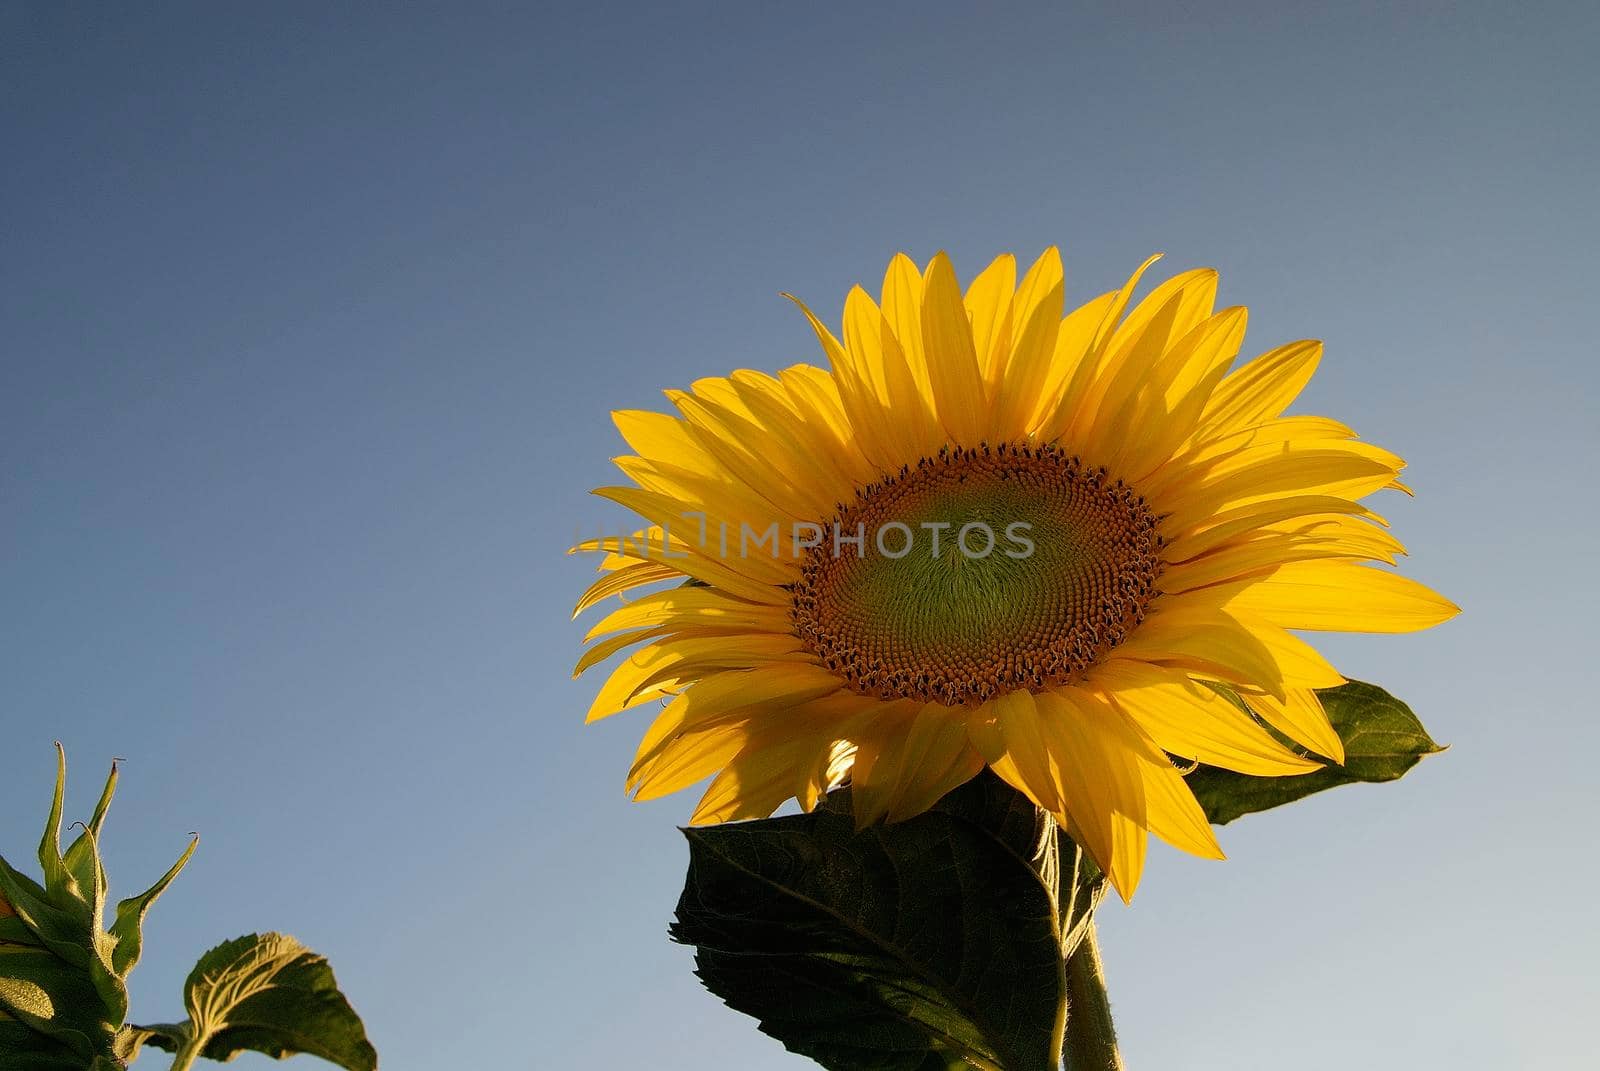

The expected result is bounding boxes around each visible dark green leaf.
[672,772,1069,1071]
[1188,680,1444,825]
[139,933,377,1071]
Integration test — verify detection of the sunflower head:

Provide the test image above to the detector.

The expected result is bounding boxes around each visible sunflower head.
[574,249,1456,899]
[0,748,198,1064]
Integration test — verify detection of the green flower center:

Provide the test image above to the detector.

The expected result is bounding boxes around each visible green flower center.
[791,443,1163,706]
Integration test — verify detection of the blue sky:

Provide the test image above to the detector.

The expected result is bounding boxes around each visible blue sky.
[2,3,1595,1067]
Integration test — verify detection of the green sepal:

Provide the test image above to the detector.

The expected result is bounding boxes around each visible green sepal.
[672,772,1100,1071]
[34,747,71,903]
[1189,679,1444,825]
[136,933,377,1071]
[0,856,90,965]
[61,761,120,904]
[108,837,198,979]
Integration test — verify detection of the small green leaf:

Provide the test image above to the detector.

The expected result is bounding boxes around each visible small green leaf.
[1188,680,1444,825]
[672,772,1071,1071]
[139,933,377,1071]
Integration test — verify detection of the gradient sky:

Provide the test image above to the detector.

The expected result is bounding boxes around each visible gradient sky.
[3,4,1595,1068]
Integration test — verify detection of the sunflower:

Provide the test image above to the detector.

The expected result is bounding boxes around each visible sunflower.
[573,249,1456,899]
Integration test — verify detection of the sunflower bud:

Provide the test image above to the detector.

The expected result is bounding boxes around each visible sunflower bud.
[0,746,195,1067]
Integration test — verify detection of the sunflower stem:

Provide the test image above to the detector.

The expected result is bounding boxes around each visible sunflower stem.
[166,1044,200,1071]
[163,1024,212,1071]
[1062,923,1124,1071]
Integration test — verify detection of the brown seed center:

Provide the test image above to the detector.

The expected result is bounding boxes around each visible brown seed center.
[790,443,1163,706]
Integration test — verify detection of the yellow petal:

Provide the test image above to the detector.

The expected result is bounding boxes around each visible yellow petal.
[633,719,751,801]
[775,364,883,489]
[1109,603,1287,698]
[1152,305,1247,412]
[589,485,797,596]
[1155,451,1398,534]
[1150,430,1404,502]
[574,626,669,678]
[1158,534,1386,594]
[1112,307,1249,481]
[612,456,792,547]
[988,689,1064,814]
[572,560,681,617]
[1162,496,1376,562]
[709,373,863,507]
[583,586,790,642]
[628,667,847,788]
[965,252,1017,385]
[1104,267,1219,371]
[1136,750,1225,860]
[884,703,986,823]
[838,699,919,825]
[670,388,835,521]
[1087,253,1166,359]
[777,363,853,444]
[689,734,819,823]
[1077,269,1219,458]
[1223,560,1460,633]
[1243,687,1344,763]
[844,286,943,459]
[1037,690,1150,902]
[1091,661,1320,775]
[587,643,683,723]
[880,253,930,387]
[785,293,903,471]
[1227,613,1347,690]
[590,634,815,722]
[990,251,1064,441]
[1255,514,1407,564]
[1198,339,1321,435]
[919,252,988,445]
[729,370,864,501]
[1048,253,1166,440]
[1029,289,1118,438]
[690,701,876,822]
[612,408,711,469]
